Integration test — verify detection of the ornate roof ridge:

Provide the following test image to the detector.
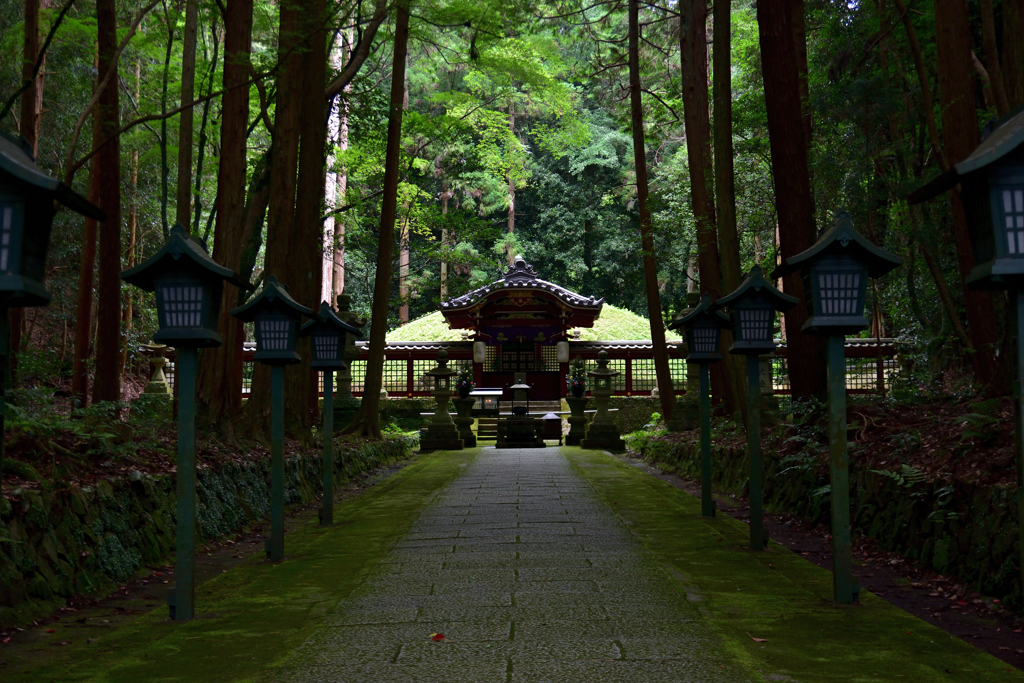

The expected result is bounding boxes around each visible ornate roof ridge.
[440,256,604,311]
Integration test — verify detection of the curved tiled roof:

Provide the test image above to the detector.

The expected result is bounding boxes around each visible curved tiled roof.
[440,256,604,312]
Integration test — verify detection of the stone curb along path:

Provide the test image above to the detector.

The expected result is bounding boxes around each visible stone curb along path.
[271,446,752,682]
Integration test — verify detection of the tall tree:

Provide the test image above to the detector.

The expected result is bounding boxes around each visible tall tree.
[92,0,123,403]
[196,0,253,431]
[681,0,743,414]
[935,0,1001,390]
[756,0,826,402]
[344,1,410,438]
[1005,0,1024,107]
[176,0,200,225]
[712,0,746,419]
[289,0,330,426]
[629,0,674,419]
[13,0,47,376]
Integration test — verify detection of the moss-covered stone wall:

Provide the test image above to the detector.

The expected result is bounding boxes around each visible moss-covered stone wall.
[0,435,417,627]
[628,434,1022,609]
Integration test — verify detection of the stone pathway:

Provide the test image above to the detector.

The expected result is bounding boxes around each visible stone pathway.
[275,448,753,682]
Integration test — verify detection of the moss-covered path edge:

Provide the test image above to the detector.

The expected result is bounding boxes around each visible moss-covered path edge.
[560,446,1023,683]
[6,447,480,683]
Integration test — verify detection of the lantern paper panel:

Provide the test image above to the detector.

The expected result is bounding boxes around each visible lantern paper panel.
[816,271,862,316]
[1001,188,1024,255]
[256,315,296,353]
[313,332,341,362]
[689,326,720,356]
[736,308,772,343]
[0,199,21,274]
[159,283,206,328]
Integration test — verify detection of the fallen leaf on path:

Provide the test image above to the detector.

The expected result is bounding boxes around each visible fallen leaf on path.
[45,629,55,633]
[747,633,767,642]
[430,633,445,642]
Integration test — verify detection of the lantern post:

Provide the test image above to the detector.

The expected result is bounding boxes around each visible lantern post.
[230,276,312,560]
[0,132,103,483]
[120,223,250,620]
[716,266,798,549]
[909,108,1024,601]
[669,294,731,517]
[774,212,901,603]
[300,302,360,525]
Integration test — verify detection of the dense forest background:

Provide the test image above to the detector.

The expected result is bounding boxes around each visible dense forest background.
[0,0,1020,434]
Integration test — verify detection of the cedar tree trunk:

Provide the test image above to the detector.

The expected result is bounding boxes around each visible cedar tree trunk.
[629,0,674,419]
[343,2,410,438]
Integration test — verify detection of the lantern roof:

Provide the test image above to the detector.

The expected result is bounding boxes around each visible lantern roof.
[299,301,362,336]
[424,348,457,378]
[955,105,1024,176]
[121,223,251,291]
[667,293,730,331]
[715,265,799,312]
[771,212,902,279]
[0,131,104,220]
[230,274,313,322]
[587,349,619,378]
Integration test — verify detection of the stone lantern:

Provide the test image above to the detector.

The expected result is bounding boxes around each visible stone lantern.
[230,275,313,562]
[774,212,901,605]
[299,302,361,526]
[716,265,798,549]
[419,349,463,451]
[580,350,624,451]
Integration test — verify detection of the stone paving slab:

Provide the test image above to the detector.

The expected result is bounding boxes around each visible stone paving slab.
[273,448,755,682]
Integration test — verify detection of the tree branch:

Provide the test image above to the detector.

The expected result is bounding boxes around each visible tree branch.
[325,0,390,99]
[0,0,78,123]
[62,0,162,185]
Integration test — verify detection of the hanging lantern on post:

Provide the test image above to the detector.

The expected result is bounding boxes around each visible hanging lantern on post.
[773,211,901,604]
[668,294,731,518]
[300,302,361,526]
[716,266,798,550]
[230,276,313,561]
[0,131,104,498]
[908,107,1024,609]
[120,223,251,621]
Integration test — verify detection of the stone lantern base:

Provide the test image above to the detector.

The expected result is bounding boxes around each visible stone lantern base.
[666,395,698,432]
[565,397,589,445]
[581,422,625,452]
[419,420,464,451]
[496,417,545,448]
[332,395,362,433]
[453,397,477,447]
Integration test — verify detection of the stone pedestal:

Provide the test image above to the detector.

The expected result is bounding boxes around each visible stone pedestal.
[565,396,589,446]
[453,397,477,447]
[580,421,625,451]
[496,417,545,448]
[666,395,697,431]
